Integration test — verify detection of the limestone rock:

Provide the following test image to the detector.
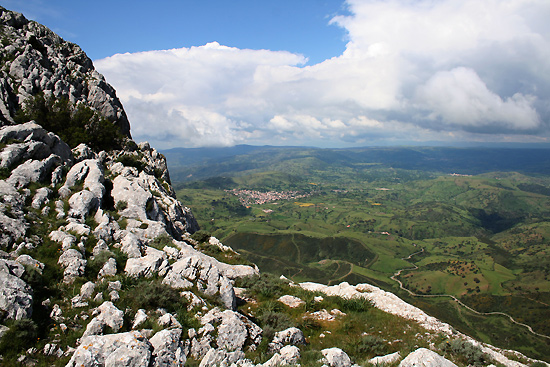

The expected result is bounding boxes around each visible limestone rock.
[201,308,262,352]
[263,345,301,367]
[66,331,152,367]
[132,309,148,330]
[369,351,401,366]
[150,328,186,367]
[278,295,305,308]
[31,187,51,209]
[125,246,166,278]
[82,301,124,337]
[321,347,352,367]
[163,255,236,310]
[15,254,45,274]
[398,348,457,367]
[198,348,247,367]
[0,263,33,320]
[57,248,86,282]
[268,327,306,353]
[98,257,117,278]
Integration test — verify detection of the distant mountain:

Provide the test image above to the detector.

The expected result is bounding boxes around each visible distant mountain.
[162,145,550,183]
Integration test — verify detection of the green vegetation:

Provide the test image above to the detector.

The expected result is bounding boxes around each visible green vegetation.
[172,147,550,361]
[14,93,125,151]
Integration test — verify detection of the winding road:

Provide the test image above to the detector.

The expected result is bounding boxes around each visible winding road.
[390,248,550,340]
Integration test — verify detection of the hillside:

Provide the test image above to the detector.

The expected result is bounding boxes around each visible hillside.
[0,6,548,367]
[171,148,550,360]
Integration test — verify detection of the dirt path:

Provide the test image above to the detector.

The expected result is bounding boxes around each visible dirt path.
[391,248,550,340]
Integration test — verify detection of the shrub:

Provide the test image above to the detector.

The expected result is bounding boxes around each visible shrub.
[0,319,39,357]
[440,339,492,366]
[191,230,211,243]
[351,335,389,357]
[15,93,125,151]
[115,154,146,172]
[149,234,174,250]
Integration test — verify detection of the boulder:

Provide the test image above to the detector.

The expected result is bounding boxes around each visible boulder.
[263,345,301,367]
[150,328,186,367]
[132,309,148,330]
[198,348,247,367]
[398,348,457,367]
[57,248,86,282]
[278,295,305,308]
[98,257,117,278]
[321,347,352,367]
[201,308,262,352]
[163,255,236,310]
[66,331,152,367]
[369,351,402,365]
[268,327,306,353]
[125,246,166,278]
[0,266,33,320]
[82,301,124,337]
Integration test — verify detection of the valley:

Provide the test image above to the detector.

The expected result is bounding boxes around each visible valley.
[166,146,550,360]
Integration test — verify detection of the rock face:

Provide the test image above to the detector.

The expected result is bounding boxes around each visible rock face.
[0,7,130,136]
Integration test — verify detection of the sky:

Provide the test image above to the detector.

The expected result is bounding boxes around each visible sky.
[4,0,550,149]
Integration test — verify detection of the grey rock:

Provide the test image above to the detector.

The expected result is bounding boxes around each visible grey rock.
[119,232,143,258]
[268,327,306,353]
[92,239,110,256]
[31,187,51,209]
[15,254,45,274]
[164,255,236,310]
[68,189,99,219]
[98,257,117,278]
[50,304,63,322]
[369,351,401,366]
[82,301,124,337]
[398,348,457,367]
[66,331,152,367]
[125,246,166,278]
[7,154,62,188]
[0,8,131,136]
[57,248,86,282]
[0,265,33,320]
[72,144,95,162]
[201,308,262,352]
[80,281,96,299]
[132,309,148,330]
[199,348,247,367]
[150,328,186,367]
[0,180,27,248]
[263,345,301,367]
[321,347,352,367]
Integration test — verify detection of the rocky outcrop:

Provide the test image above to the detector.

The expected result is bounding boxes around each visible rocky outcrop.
[0,7,130,135]
[66,331,153,367]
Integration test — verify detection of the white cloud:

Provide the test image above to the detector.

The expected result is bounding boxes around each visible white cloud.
[95,0,550,148]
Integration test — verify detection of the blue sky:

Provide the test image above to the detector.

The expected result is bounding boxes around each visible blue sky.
[4,0,550,149]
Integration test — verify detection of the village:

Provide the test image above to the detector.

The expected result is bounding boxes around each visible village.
[225,188,312,206]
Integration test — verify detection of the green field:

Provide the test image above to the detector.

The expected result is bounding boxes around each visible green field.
[171,148,550,360]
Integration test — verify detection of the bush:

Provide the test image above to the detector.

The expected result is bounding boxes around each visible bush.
[352,335,389,357]
[115,154,147,172]
[0,319,39,357]
[15,93,125,151]
[440,339,492,366]
[119,278,188,314]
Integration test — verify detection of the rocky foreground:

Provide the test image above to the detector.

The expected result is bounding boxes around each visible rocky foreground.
[0,5,548,367]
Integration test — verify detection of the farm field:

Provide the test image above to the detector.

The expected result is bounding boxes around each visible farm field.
[167,146,550,360]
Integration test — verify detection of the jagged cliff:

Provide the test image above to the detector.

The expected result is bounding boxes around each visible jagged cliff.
[0,6,547,367]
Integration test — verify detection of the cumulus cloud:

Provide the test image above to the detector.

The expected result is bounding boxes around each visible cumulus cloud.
[95,0,550,148]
